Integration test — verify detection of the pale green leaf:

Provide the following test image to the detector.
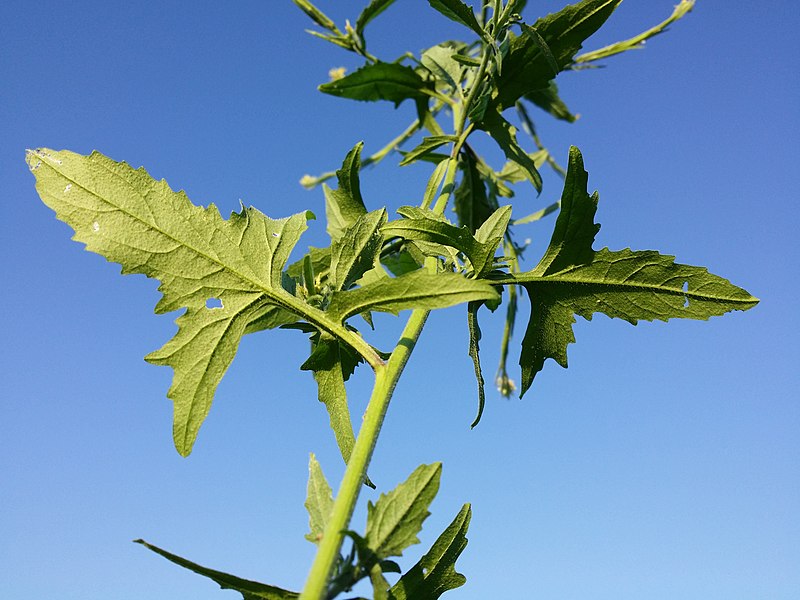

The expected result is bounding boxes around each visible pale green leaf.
[330,209,387,290]
[387,504,471,600]
[134,539,299,599]
[421,43,467,91]
[27,149,318,456]
[575,0,695,64]
[324,143,368,242]
[319,62,432,106]
[493,147,759,395]
[326,270,500,321]
[512,200,560,225]
[304,453,334,545]
[292,0,337,32]
[366,463,441,558]
[399,136,458,167]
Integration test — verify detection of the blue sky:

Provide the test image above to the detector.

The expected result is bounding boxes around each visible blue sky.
[2,1,798,598]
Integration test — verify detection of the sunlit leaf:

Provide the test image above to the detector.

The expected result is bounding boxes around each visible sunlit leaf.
[319,62,432,106]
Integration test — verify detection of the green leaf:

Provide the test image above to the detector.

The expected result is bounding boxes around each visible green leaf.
[524,81,578,123]
[292,0,337,32]
[575,0,695,64]
[302,334,360,472]
[330,209,387,291]
[356,0,398,38]
[26,149,319,456]
[399,136,459,167]
[319,62,432,106]
[494,0,622,109]
[478,111,543,193]
[383,207,507,277]
[520,24,559,79]
[466,301,486,428]
[366,463,441,558]
[305,453,334,545]
[495,147,759,395]
[450,54,481,67]
[512,200,560,225]
[387,504,471,600]
[326,269,500,321]
[324,143,368,242]
[421,43,467,91]
[427,0,488,42]
[454,148,495,233]
[134,539,299,599]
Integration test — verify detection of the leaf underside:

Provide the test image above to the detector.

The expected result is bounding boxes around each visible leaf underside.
[500,147,758,395]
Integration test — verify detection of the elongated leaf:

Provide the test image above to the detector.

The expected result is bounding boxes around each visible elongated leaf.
[399,136,458,167]
[494,147,759,395]
[319,62,432,106]
[575,0,695,64]
[494,0,622,109]
[356,0,398,37]
[305,453,334,545]
[330,209,387,290]
[302,334,359,471]
[466,301,486,427]
[366,463,441,558]
[292,0,337,32]
[27,149,319,456]
[327,270,500,321]
[479,111,543,193]
[324,143,368,241]
[524,81,578,123]
[387,504,471,600]
[454,148,495,233]
[135,539,299,599]
[427,0,487,42]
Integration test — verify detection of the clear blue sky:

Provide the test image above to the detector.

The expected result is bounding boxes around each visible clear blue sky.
[2,1,798,598]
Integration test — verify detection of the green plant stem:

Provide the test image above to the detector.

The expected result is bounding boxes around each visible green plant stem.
[299,309,430,600]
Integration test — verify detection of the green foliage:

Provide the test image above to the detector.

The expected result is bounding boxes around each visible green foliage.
[28,1,756,599]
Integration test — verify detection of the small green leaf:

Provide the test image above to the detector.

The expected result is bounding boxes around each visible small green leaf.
[399,136,459,167]
[421,43,467,91]
[326,270,500,321]
[512,200,560,225]
[478,111,543,193]
[454,149,495,233]
[524,81,578,123]
[495,147,759,395]
[302,334,360,472]
[366,463,441,558]
[324,143,368,242]
[305,453,334,545]
[387,504,471,600]
[356,0,398,38]
[427,0,488,42]
[319,62,432,106]
[292,0,337,32]
[575,0,695,64]
[134,539,299,599]
[330,209,387,291]
[450,54,481,67]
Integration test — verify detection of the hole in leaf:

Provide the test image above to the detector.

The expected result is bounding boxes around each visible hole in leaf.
[682,281,689,308]
[206,297,223,309]
[92,221,100,232]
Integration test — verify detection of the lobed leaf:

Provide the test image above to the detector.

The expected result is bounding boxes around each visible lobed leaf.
[466,302,486,428]
[494,147,759,395]
[330,209,387,291]
[135,539,299,599]
[27,149,318,456]
[366,463,441,559]
[387,504,471,599]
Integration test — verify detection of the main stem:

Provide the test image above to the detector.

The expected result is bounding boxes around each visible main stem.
[300,47,483,598]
